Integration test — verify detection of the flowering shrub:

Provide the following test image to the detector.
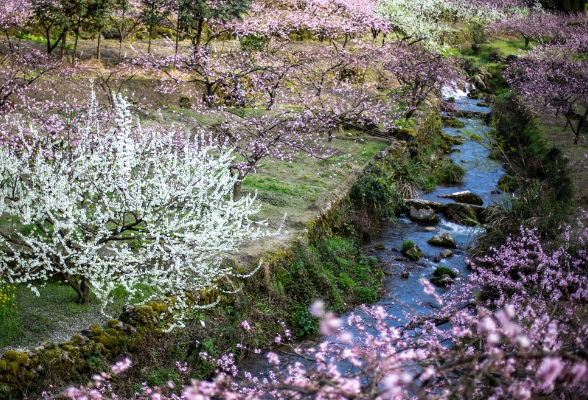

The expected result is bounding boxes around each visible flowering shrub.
[58,225,588,399]
[0,93,270,325]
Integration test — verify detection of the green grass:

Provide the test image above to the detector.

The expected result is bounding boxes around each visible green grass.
[435,162,467,184]
[0,281,153,350]
[14,32,74,50]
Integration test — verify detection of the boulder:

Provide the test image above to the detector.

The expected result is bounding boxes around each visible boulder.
[432,274,455,287]
[439,190,484,206]
[441,249,454,258]
[409,206,439,224]
[441,132,466,145]
[474,75,487,90]
[441,117,466,128]
[395,128,418,142]
[443,203,478,226]
[427,233,457,248]
[405,199,444,211]
[431,267,458,287]
[467,89,485,100]
[403,244,423,261]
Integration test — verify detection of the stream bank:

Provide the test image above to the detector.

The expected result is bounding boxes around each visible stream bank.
[238,89,505,376]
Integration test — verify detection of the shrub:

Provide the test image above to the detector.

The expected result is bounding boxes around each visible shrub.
[349,163,403,219]
[240,34,269,52]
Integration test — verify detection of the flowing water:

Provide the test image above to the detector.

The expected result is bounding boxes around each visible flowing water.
[240,91,504,375]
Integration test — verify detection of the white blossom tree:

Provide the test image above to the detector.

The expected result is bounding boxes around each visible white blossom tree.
[377,0,538,48]
[0,93,270,316]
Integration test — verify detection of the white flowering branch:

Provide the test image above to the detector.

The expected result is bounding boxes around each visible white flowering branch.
[0,93,271,324]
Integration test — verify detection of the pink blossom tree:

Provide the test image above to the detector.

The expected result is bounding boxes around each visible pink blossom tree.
[214,110,336,200]
[489,10,588,47]
[384,43,460,121]
[0,41,61,113]
[0,0,32,52]
[505,42,588,144]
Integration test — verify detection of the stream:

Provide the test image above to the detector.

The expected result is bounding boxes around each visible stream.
[239,89,505,377]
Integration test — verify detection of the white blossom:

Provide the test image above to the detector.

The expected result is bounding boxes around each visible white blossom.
[0,93,272,326]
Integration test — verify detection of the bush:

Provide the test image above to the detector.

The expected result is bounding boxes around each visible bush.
[387,156,432,198]
[240,34,269,52]
[349,163,403,219]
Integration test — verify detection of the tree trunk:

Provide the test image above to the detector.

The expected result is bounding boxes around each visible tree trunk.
[148,25,152,53]
[574,109,588,145]
[405,108,416,121]
[5,30,13,52]
[118,30,123,62]
[60,31,67,59]
[175,12,180,55]
[195,18,204,49]
[62,274,91,304]
[73,28,79,61]
[233,179,242,201]
[97,32,102,61]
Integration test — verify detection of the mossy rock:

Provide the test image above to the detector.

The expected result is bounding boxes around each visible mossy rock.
[395,128,418,142]
[441,117,466,128]
[2,351,28,366]
[402,243,423,261]
[440,132,465,146]
[427,233,457,248]
[431,267,458,287]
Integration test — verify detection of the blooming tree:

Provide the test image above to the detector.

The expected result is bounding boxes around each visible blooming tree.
[489,10,588,47]
[0,93,269,311]
[377,0,538,48]
[384,43,460,121]
[505,42,588,144]
[214,109,337,200]
[0,0,32,52]
[0,41,61,113]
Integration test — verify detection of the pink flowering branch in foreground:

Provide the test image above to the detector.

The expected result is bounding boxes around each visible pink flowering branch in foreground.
[59,225,588,399]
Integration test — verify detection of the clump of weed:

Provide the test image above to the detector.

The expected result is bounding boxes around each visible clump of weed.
[402,240,415,252]
[435,162,467,184]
